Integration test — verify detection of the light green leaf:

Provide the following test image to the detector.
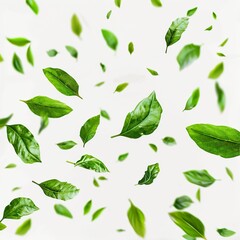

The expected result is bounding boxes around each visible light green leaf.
[7,37,30,47]
[93,178,99,187]
[208,62,224,79]
[65,45,78,59]
[12,187,21,192]
[114,0,121,7]
[106,10,112,19]
[183,234,196,240]
[100,110,110,120]
[83,200,92,215]
[114,82,129,93]
[71,14,82,37]
[187,7,198,17]
[151,0,162,7]
[95,81,105,87]
[217,52,225,57]
[12,53,24,74]
[215,82,225,112]
[0,54,3,62]
[184,88,200,111]
[196,189,201,202]
[101,29,118,51]
[162,136,176,146]
[15,219,31,236]
[173,196,193,210]
[118,153,129,161]
[26,45,34,66]
[219,38,228,47]
[5,163,16,169]
[26,0,39,14]
[54,204,73,218]
[149,143,158,152]
[138,163,160,185]
[217,228,236,237]
[57,140,77,150]
[38,115,49,134]
[0,114,13,129]
[92,207,105,221]
[47,49,58,57]
[225,167,234,181]
[0,222,6,231]
[147,68,158,76]
[128,42,134,54]
[98,176,107,181]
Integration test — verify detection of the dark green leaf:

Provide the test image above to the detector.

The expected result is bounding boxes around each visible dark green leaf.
[114,0,121,7]
[212,12,217,20]
[26,0,39,14]
[165,17,189,53]
[43,67,82,98]
[15,219,31,236]
[92,207,105,221]
[173,196,193,210]
[138,163,160,185]
[147,68,158,76]
[80,115,100,146]
[100,110,110,120]
[169,211,206,239]
[100,63,106,72]
[177,44,201,70]
[151,0,162,7]
[32,179,79,201]
[54,204,73,218]
[106,10,112,19]
[22,96,73,118]
[38,115,49,134]
[71,14,82,37]
[196,189,201,202]
[208,62,224,79]
[0,114,13,129]
[7,37,30,47]
[118,153,129,161]
[217,52,225,57]
[162,136,176,146]
[184,88,200,111]
[93,178,99,187]
[205,25,213,31]
[83,200,92,215]
[65,45,78,59]
[98,176,107,181]
[225,167,234,180]
[47,49,58,57]
[219,38,228,47]
[215,82,226,112]
[112,91,162,138]
[128,42,134,54]
[12,53,24,74]
[57,140,77,150]
[7,124,41,164]
[187,7,198,17]
[149,143,158,152]
[114,82,129,93]
[127,200,146,238]
[186,123,240,158]
[5,163,16,169]
[26,45,34,66]
[101,29,118,51]
[184,170,216,187]
[217,228,236,237]
[117,229,125,232]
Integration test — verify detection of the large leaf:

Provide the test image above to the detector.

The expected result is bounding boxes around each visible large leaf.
[43,68,82,98]
[169,211,206,239]
[32,179,79,201]
[7,124,41,164]
[112,91,162,138]
[165,17,189,53]
[177,44,201,70]
[22,96,72,118]
[186,124,240,158]
[101,29,118,51]
[26,0,39,14]
[71,14,82,37]
[184,88,200,111]
[173,196,193,210]
[127,200,146,238]
[80,115,100,146]
[138,163,160,185]
[0,114,13,129]
[54,204,73,219]
[15,219,31,236]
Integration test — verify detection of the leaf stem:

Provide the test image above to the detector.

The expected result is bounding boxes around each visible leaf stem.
[165,46,168,54]
[66,160,75,165]
[32,180,39,186]
[111,134,120,139]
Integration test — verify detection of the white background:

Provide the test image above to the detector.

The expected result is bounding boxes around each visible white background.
[0,0,240,239]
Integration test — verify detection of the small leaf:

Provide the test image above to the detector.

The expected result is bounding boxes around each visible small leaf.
[184,88,200,111]
[15,219,31,236]
[162,136,176,146]
[93,178,99,187]
[225,167,234,180]
[100,110,110,120]
[114,0,121,7]
[38,115,49,134]
[7,124,41,164]
[215,82,226,112]
[92,207,105,221]
[26,45,34,66]
[196,189,201,202]
[212,12,217,20]
[208,62,224,79]
[217,52,225,57]
[0,222,6,231]
[183,234,196,240]
[47,49,58,57]
[12,53,24,74]
[98,176,107,181]
[184,169,216,187]
[114,82,129,93]
[117,229,125,232]
[26,0,39,14]
[65,45,78,59]
[101,29,118,50]
[106,10,112,19]
[80,115,100,146]
[118,153,129,161]
[100,63,106,72]
[173,196,193,210]
[0,114,13,129]
[57,140,77,150]
[127,200,146,238]
[0,54,3,62]
[33,179,79,201]
[147,68,158,76]
[149,143,158,152]
[217,228,236,237]
[12,187,21,192]
[5,163,16,169]
[128,42,134,54]
[151,0,162,7]
[95,81,105,87]
[83,200,92,215]
[169,211,206,239]
[187,7,198,17]
[43,67,82,98]
[7,37,30,47]
[219,38,228,47]
[205,25,213,31]
[54,204,73,218]
[71,14,82,37]
[138,163,160,185]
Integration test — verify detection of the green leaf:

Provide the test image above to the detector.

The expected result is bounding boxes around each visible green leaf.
[138,163,160,185]
[6,124,41,164]
[38,115,49,134]
[7,37,30,47]
[0,114,13,129]
[196,189,201,202]
[15,219,31,236]
[217,228,236,237]
[118,153,129,161]
[117,229,125,232]
[22,96,73,118]
[2,198,39,220]
[73,154,109,173]
[71,14,82,37]
[106,10,112,19]
[208,62,224,79]
[0,222,7,231]
[26,0,39,14]
[217,52,225,57]
[47,49,58,57]
[151,0,162,7]
[100,110,110,120]
[183,234,196,240]
[162,136,176,146]
[0,54,3,62]
[184,88,200,111]
[128,42,134,54]
[225,167,234,180]
[100,63,106,72]
[149,143,158,152]
[114,82,129,93]
[65,45,78,59]
[147,68,159,76]
[165,17,189,53]
[83,200,92,215]
[43,67,82,98]
[219,38,228,47]
[54,204,73,218]
[173,196,193,210]
[101,29,118,51]
[98,176,107,181]
[215,82,226,112]
[92,207,105,221]
[212,12,217,20]
[169,211,206,239]
[57,140,77,150]
[127,200,146,238]
[184,170,216,187]
[95,81,105,87]
[177,44,201,70]
[112,91,162,138]
[93,178,99,187]
[187,7,198,17]
[80,115,100,146]
[114,0,121,7]
[5,163,17,169]
[12,53,24,74]
[12,187,21,192]
[32,179,79,201]
[186,123,240,158]
[205,25,213,31]
[26,45,34,66]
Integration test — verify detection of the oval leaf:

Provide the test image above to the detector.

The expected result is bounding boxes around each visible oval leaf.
[187,7,198,17]
[184,88,200,111]
[57,140,77,150]
[71,14,82,37]
[7,37,30,47]
[151,0,162,7]
[138,163,160,185]
[215,82,226,112]
[91,207,105,221]
[173,196,193,210]
[101,29,118,51]
[12,53,24,74]
[54,204,73,218]
[26,0,39,14]
[65,45,78,59]
[217,228,236,237]
[208,62,224,79]
[114,82,129,93]
[15,219,31,236]
[83,200,92,215]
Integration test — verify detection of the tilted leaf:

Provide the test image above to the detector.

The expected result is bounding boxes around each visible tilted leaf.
[38,115,49,134]
[0,114,13,129]
[149,143,158,152]
[225,167,234,180]
[217,228,236,237]
[83,200,92,215]
[101,29,118,50]
[26,0,39,14]
[26,45,34,66]
[15,219,31,236]
[212,12,217,20]
[118,153,129,161]
[100,110,110,120]
[184,88,200,111]
[205,25,213,31]
[0,54,3,62]
[57,140,77,150]
[93,178,99,187]
[7,37,30,47]
[162,136,176,146]
[71,14,82,37]
[106,10,112,19]
[128,42,134,54]
[196,189,201,202]
[147,68,159,76]
[54,204,73,218]
[219,38,228,47]
[47,49,58,57]
[7,124,41,164]
[215,82,226,112]
[114,82,129,93]
[151,0,162,7]
[12,53,24,74]
[100,63,106,72]
[208,62,224,79]
[65,45,78,59]
[114,0,121,7]
[0,222,7,231]
[91,207,105,221]
[173,196,193,210]
[5,163,17,169]
[187,7,198,17]
[183,234,196,240]
[138,163,160,185]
